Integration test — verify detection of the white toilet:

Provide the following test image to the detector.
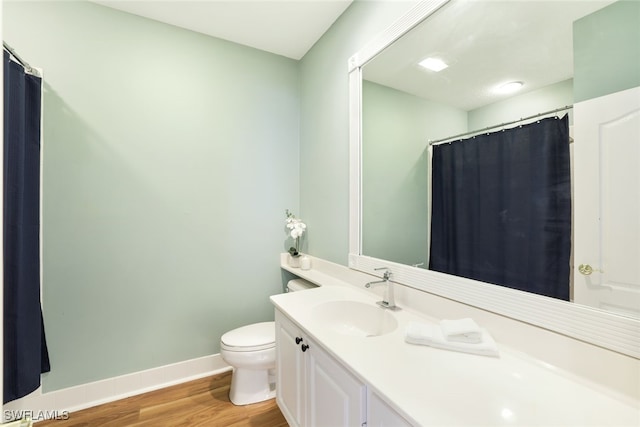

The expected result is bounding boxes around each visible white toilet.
[220,279,316,405]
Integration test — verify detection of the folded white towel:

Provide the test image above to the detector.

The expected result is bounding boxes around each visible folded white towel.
[440,318,482,344]
[404,321,499,357]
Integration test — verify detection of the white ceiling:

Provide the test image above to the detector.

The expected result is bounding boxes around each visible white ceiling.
[364,0,615,111]
[91,0,353,60]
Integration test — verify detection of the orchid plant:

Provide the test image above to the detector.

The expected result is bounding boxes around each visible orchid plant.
[285,209,306,257]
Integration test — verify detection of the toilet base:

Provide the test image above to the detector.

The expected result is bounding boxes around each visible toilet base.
[229,367,276,405]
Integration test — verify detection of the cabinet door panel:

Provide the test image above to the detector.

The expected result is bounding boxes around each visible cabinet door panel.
[368,390,413,427]
[306,337,366,427]
[275,312,305,427]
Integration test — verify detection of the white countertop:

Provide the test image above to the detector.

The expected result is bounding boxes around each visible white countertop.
[271,283,640,426]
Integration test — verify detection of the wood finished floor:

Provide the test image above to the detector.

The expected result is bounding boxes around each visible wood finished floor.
[36,371,288,427]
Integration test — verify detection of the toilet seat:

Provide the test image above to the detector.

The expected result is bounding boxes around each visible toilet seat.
[221,321,275,352]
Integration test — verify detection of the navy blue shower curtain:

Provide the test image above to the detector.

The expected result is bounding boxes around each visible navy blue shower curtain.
[429,115,571,300]
[3,50,50,403]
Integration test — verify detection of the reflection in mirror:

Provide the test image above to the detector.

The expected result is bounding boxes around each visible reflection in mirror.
[429,115,572,301]
[360,0,639,318]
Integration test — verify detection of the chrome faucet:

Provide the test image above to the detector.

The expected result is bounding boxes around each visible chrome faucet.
[365,267,398,310]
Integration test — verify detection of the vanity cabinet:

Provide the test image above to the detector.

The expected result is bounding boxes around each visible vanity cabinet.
[275,310,366,427]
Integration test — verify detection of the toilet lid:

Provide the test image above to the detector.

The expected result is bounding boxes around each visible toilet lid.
[221,321,275,352]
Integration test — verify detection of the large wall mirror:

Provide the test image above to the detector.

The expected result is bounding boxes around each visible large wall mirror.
[348,0,639,358]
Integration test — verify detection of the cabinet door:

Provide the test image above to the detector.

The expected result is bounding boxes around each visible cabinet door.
[306,336,366,427]
[275,311,306,427]
[367,390,413,427]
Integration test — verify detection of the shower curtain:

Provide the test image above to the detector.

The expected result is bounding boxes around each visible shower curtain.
[429,115,571,300]
[3,50,50,403]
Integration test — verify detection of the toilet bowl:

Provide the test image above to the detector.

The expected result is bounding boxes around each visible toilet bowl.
[220,322,276,405]
[220,278,316,405]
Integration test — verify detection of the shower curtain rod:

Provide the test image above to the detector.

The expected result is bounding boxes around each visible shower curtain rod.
[428,105,573,146]
[3,41,40,77]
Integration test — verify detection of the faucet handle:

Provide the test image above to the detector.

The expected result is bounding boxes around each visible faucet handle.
[374,266,392,280]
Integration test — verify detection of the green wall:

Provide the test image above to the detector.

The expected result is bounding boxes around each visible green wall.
[298,0,418,265]
[573,0,640,102]
[4,1,300,391]
[361,81,466,266]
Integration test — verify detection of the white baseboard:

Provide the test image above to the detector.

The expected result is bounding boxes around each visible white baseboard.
[3,354,230,423]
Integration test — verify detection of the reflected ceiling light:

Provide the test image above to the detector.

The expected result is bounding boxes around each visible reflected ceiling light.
[496,81,524,94]
[501,408,514,420]
[418,57,448,72]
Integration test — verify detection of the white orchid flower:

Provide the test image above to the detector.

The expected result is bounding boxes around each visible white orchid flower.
[285,210,307,256]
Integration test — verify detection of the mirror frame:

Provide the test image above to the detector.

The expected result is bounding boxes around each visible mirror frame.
[347,0,639,359]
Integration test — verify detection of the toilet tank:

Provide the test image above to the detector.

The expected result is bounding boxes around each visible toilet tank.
[287,278,317,292]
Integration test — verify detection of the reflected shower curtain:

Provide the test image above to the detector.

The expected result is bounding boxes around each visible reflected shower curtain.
[429,116,571,300]
[3,51,50,403]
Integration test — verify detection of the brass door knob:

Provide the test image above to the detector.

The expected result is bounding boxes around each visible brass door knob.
[578,264,593,275]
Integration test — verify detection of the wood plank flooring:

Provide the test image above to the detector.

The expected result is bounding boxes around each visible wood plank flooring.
[36,371,288,427]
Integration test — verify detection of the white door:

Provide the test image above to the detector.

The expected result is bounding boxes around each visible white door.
[573,86,640,317]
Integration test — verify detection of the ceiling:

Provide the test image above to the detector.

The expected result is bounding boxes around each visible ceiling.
[363,0,614,111]
[91,0,353,60]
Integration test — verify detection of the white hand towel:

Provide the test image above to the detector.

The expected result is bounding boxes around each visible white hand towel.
[404,321,499,357]
[440,318,482,344]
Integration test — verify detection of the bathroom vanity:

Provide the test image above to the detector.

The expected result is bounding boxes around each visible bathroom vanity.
[273,289,412,427]
[275,309,407,426]
[272,254,640,427]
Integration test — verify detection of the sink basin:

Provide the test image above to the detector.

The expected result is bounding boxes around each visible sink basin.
[312,300,398,337]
